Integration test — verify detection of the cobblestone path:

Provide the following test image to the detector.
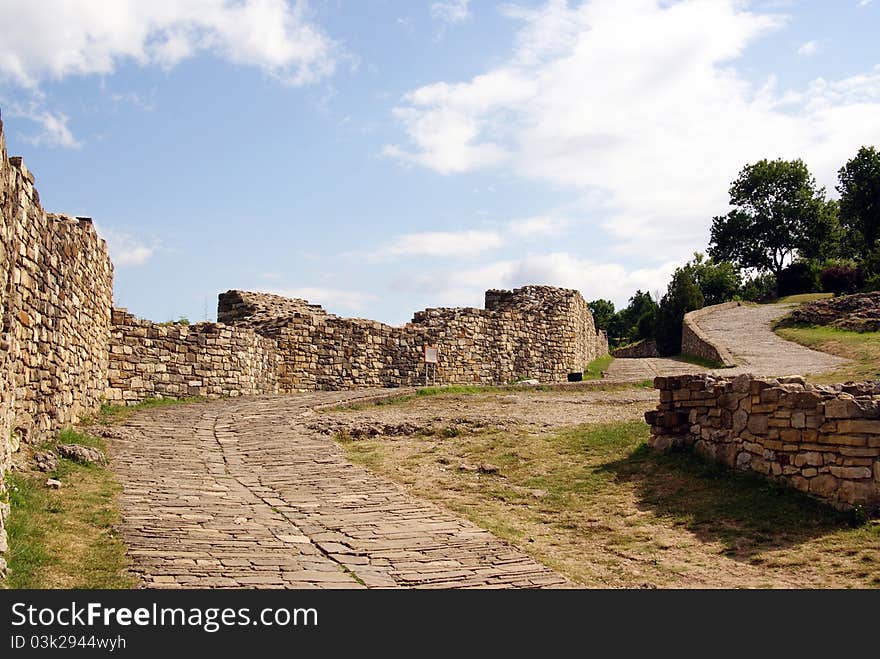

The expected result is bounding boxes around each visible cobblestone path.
[110,390,567,589]
[605,303,847,381]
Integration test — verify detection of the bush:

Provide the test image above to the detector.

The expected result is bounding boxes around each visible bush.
[820,265,865,295]
[777,261,820,297]
[636,310,655,341]
[862,273,880,292]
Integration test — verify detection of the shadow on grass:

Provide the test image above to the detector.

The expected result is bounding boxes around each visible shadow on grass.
[599,444,861,560]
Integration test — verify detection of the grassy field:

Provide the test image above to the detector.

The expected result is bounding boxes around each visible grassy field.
[3,428,135,589]
[776,324,880,383]
[339,415,879,588]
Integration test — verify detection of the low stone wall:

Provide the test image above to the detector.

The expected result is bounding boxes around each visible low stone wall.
[646,374,880,511]
[680,302,739,366]
[0,114,114,576]
[105,310,279,403]
[612,339,659,358]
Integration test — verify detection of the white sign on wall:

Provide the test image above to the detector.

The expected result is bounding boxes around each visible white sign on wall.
[424,345,439,364]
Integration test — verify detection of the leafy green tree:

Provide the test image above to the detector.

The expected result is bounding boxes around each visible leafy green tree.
[689,253,742,305]
[837,146,880,268]
[618,290,658,345]
[587,299,615,333]
[654,266,705,356]
[709,159,836,291]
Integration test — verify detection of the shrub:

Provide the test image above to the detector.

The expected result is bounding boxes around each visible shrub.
[777,261,820,297]
[820,265,865,295]
[862,273,880,292]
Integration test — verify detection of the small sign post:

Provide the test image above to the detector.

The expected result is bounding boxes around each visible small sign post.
[424,345,439,386]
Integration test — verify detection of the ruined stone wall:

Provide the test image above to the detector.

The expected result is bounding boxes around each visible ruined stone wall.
[646,374,880,511]
[218,286,608,391]
[680,302,739,366]
[0,114,114,574]
[105,310,279,403]
[612,339,660,359]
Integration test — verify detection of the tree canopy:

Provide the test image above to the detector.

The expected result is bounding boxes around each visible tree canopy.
[837,146,880,263]
[708,159,837,283]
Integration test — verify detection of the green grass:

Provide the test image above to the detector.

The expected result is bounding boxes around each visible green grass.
[3,429,135,589]
[583,354,614,380]
[773,293,833,305]
[675,353,726,369]
[88,396,203,426]
[775,323,880,383]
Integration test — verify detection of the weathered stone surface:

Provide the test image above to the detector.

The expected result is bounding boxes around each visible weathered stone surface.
[0,114,113,574]
[107,286,609,402]
[648,374,880,511]
[112,392,569,589]
[33,451,58,472]
[787,292,880,332]
[58,444,106,465]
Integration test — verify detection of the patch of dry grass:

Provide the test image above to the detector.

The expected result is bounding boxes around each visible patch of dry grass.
[338,412,880,588]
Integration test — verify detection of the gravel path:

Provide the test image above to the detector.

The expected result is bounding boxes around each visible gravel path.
[109,391,567,589]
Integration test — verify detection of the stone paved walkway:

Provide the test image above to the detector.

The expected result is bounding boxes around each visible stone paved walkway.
[110,390,567,589]
[605,303,848,381]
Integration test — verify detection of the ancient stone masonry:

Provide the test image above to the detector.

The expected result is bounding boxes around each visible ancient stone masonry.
[105,310,279,403]
[612,339,660,359]
[680,301,740,366]
[214,286,608,392]
[646,374,880,511]
[0,114,114,574]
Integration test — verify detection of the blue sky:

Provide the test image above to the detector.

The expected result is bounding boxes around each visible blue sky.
[1,0,878,325]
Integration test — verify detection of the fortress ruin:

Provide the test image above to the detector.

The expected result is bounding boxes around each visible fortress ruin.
[0,113,606,571]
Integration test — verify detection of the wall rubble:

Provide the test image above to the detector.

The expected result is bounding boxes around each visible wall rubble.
[646,374,880,511]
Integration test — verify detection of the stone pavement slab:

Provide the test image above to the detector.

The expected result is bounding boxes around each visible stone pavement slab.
[110,390,568,589]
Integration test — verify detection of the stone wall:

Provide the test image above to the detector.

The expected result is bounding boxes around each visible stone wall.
[680,302,739,366]
[612,339,660,359]
[105,310,279,403]
[0,114,114,575]
[646,374,880,511]
[216,285,608,392]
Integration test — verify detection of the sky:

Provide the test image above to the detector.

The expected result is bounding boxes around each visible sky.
[0,0,878,326]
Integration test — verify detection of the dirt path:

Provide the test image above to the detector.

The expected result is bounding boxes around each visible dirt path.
[109,391,567,589]
[605,303,848,381]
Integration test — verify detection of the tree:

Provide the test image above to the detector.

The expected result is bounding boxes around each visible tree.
[837,146,880,267]
[617,291,658,345]
[654,266,704,356]
[587,299,615,333]
[708,159,836,291]
[689,253,742,306]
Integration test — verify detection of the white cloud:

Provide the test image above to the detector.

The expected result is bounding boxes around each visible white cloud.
[0,0,338,88]
[859,0,873,7]
[507,215,571,238]
[385,0,880,264]
[431,1,471,24]
[797,40,821,57]
[266,286,377,311]
[391,252,679,309]
[19,110,81,149]
[99,228,156,267]
[372,229,505,261]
